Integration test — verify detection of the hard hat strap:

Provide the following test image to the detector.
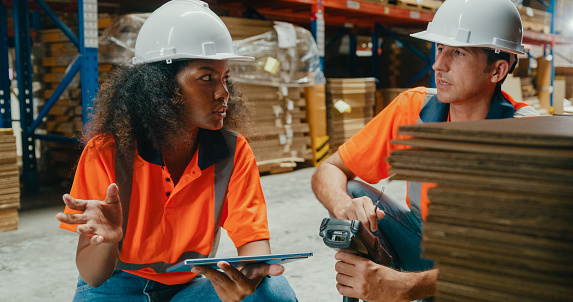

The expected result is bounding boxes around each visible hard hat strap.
[508,54,518,74]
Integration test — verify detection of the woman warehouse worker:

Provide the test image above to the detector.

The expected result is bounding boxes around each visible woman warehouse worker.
[56,1,297,301]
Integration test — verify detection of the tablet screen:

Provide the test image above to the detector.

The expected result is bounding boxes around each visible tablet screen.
[166,252,313,273]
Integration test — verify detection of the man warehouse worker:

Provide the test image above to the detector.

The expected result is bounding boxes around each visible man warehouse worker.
[311,0,539,301]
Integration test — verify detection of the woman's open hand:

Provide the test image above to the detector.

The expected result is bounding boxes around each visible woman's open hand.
[56,183,123,246]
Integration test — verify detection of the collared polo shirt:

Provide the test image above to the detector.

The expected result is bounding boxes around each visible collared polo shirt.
[339,87,538,220]
[60,129,270,285]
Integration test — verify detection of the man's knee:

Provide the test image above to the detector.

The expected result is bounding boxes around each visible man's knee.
[347,179,378,202]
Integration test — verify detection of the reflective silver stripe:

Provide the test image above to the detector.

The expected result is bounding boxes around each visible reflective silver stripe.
[416,88,437,124]
[514,105,539,117]
[115,129,238,272]
[406,181,424,223]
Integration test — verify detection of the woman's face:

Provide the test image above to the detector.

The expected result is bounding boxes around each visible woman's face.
[176,59,230,131]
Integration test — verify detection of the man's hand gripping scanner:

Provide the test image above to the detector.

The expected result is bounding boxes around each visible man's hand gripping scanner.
[319,218,393,302]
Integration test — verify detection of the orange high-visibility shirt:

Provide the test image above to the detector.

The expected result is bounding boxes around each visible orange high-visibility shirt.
[60,129,270,285]
[339,87,537,221]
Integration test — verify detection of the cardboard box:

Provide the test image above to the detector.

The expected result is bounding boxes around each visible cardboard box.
[536,56,552,111]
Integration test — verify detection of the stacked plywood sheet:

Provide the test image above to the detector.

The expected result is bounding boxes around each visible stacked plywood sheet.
[240,84,312,173]
[387,116,573,301]
[0,129,20,233]
[326,78,376,151]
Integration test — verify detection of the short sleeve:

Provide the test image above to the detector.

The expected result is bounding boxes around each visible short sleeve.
[338,88,425,184]
[59,138,115,233]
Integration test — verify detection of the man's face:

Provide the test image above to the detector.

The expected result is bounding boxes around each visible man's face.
[433,44,496,105]
[176,59,230,131]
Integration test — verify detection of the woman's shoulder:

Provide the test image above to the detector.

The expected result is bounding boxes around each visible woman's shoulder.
[82,134,116,159]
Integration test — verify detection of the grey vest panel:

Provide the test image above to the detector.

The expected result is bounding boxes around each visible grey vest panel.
[116,250,212,273]
[415,88,437,124]
[210,129,238,257]
[114,129,238,272]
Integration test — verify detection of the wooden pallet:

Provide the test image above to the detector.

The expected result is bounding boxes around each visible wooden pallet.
[522,20,550,34]
[257,158,305,175]
[258,163,295,175]
[0,208,18,233]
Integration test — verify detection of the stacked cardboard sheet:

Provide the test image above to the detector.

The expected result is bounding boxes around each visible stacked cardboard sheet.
[387,116,573,301]
[326,78,376,150]
[240,84,312,173]
[0,129,20,233]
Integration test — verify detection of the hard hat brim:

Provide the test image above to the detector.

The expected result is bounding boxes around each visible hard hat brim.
[132,53,255,65]
[411,31,526,55]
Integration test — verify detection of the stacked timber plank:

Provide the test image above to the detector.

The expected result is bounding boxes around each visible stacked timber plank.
[0,129,20,233]
[326,78,376,151]
[240,84,312,174]
[387,116,573,301]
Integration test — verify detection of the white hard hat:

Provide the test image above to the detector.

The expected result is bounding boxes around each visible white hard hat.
[411,0,526,55]
[132,0,254,64]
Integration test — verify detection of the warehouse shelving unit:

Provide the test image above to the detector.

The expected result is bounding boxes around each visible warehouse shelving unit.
[0,2,12,129]
[208,0,570,89]
[3,0,570,192]
[207,0,436,87]
[521,0,573,112]
[2,0,98,192]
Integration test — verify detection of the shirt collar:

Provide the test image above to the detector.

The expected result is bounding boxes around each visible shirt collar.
[137,128,231,170]
[419,87,516,123]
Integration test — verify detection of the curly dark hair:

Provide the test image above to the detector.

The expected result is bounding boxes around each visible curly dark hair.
[83,60,256,157]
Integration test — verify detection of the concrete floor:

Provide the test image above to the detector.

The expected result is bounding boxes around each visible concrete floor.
[0,166,407,302]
